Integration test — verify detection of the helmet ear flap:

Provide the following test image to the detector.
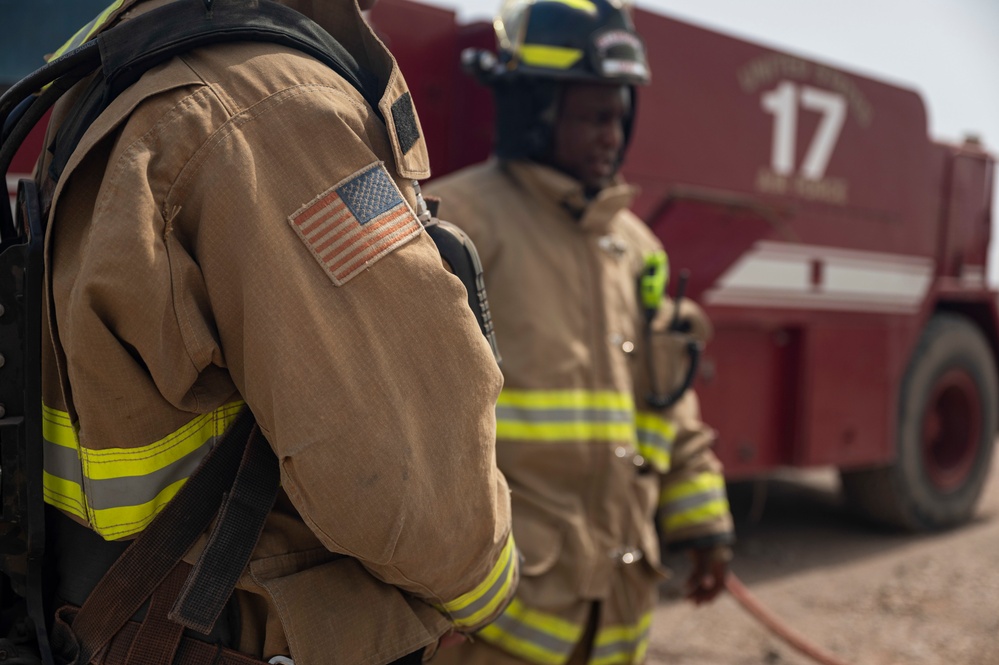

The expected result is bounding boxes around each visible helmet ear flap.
[621,84,638,154]
[493,80,560,161]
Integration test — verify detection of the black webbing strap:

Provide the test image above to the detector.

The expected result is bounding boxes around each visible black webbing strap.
[50,0,383,184]
[66,409,278,664]
[169,415,281,634]
[53,564,269,665]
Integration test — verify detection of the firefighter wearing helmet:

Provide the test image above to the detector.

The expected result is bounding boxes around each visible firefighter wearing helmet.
[427,0,735,663]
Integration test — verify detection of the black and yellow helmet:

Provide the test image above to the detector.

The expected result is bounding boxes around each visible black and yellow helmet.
[492,0,650,85]
[465,0,650,161]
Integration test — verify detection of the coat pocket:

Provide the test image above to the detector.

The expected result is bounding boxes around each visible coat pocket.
[511,511,564,578]
[250,551,450,665]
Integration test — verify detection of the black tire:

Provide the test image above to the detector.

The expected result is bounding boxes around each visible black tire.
[841,313,998,530]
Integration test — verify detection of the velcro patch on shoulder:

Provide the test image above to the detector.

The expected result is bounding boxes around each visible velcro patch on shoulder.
[288,163,423,286]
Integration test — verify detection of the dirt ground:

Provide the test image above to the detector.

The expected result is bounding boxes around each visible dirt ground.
[648,449,999,665]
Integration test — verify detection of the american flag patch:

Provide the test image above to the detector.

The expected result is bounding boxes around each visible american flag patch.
[288,163,423,286]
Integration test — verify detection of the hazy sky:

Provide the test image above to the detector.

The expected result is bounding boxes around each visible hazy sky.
[421,0,999,280]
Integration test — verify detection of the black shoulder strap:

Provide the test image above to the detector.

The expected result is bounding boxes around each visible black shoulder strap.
[50,0,383,184]
[0,0,383,238]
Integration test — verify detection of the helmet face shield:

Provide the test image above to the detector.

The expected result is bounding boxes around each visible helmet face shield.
[495,0,532,54]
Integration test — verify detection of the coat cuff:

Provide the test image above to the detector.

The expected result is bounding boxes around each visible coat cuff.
[665,531,735,554]
[434,533,519,632]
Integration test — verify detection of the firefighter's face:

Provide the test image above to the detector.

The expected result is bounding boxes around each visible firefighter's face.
[551,83,630,191]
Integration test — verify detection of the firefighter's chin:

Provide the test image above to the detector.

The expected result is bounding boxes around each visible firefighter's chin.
[581,160,617,192]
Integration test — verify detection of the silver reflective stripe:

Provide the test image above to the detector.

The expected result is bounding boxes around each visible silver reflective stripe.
[42,420,222,511]
[635,426,672,451]
[447,540,517,623]
[590,631,650,663]
[42,438,83,487]
[484,611,577,658]
[663,487,727,516]
[495,406,633,424]
[83,441,216,511]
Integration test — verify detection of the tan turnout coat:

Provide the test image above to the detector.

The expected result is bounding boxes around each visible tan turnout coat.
[427,160,734,665]
[36,1,517,663]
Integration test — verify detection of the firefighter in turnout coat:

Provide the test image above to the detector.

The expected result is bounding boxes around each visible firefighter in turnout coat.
[427,1,735,663]
[34,0,517,663]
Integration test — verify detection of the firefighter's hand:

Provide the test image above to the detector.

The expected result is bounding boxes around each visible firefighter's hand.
[685,545,731,605]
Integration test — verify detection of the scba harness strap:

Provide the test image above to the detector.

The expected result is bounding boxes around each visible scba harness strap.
[0,0,497,663]
[49,410,276,665]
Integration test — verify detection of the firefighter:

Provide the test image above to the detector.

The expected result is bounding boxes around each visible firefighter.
[426,0,735,663]
[33,0,517,663]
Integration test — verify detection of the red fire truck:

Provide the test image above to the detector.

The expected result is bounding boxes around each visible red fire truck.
[8,0,995,531]
[368,0,997,531]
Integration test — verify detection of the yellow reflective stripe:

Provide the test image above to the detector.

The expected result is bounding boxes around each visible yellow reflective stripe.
[660,472,725,504]
[497,421,635,442]
[496,390,636,443]
[633,411,675,472]
[662,499,730,532]
[49,0,126,61]
[590,612,653,665]
[594,615,651,646]
[42,401,245,540]
[91,478,186,540]
[80,404,242,480]
[497,390,633,410]
[43,404,78,448]
[545,0,598,15]
[478,598,582,665]
[41,470,87,521]
[438,533,518,628]
[520,45,584,70]
[660,472,730,532]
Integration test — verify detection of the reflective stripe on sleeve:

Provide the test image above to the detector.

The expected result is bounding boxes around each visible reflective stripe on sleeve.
[633,411,675,472]
[437,533,519,629]
[659,472,730,532]
[42,406,87,520]
[42,401,245,540]
[495,390,635,443]
[590,612,653,665]
[477,598,583,665]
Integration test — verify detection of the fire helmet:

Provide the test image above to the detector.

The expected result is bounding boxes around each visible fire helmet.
[464,0,651,161]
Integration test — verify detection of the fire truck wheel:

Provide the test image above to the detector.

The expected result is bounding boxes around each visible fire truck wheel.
[841,313,998,530]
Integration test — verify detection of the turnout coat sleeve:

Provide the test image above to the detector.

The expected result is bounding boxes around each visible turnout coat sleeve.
[40,25,515,657]
[173,65,515,623]
[619,218,734,551]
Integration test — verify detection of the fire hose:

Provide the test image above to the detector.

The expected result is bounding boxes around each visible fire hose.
[724,573,852,665]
